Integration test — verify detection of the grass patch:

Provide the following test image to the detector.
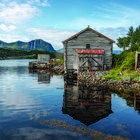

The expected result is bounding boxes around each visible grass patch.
[52,58,64,64]
[103,69,140,81]
[109,81,114,83]
[102,50,139,81]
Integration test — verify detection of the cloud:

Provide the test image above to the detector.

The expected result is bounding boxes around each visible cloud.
[27,0,51,6]
[26,28,76,50]
[99,27,128,41]
[94,2,140,27]
[0,34,29,42]
[3,127,84,140]
[0,1,40,24]
[65,2,140,30]
[36,0,51,6]
[0,3,5,7]
[99,27,129,50]
[0,24,16,32]
[0,27,76,50]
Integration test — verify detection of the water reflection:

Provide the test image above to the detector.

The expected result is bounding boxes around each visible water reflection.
[0,66,28,76]
[38,72,50,84]
[29,69,51,84]
[62,81,113,126]
[0,127,90,140]
[1,60,140,139]
[116,91,140,114]
[134,93,140,112]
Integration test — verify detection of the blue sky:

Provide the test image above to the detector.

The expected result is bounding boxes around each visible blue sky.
[0,0,140,50]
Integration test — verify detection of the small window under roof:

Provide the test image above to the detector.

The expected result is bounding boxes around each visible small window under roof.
[86,44,90,49]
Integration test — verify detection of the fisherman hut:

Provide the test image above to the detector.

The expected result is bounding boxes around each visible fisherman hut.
[38,54,50,64]
[62,26,115,73]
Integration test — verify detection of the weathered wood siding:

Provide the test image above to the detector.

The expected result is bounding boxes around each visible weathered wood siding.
[73,51,79,70]
[38,54,50,64]
[63,29,113,73]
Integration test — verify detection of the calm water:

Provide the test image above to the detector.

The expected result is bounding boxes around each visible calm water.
[0,59,140,140]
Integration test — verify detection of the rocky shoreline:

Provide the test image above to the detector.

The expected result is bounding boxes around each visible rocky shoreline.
[29,62,140,92]
[78,71,140,92]
[29,62,64,75]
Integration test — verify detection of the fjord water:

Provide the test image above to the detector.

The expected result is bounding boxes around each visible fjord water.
[0,59,140,140]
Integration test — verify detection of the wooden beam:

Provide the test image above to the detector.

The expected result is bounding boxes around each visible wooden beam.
[135,51,138,70]
[80,58,88,67]
[80,66,89,68]
[102,55,103,70]
[91,57,102,67]
[78,56,80,73]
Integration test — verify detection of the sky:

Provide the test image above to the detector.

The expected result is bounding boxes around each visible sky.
[0,0,140,50]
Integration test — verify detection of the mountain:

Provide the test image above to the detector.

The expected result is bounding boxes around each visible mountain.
[57,48,64,53]
[0,39,56,52]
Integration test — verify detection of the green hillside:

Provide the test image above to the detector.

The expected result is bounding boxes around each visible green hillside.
[0,39,56,52]
[0,48,57,59]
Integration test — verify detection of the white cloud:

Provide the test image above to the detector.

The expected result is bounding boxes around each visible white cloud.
[27,0,51,6]
[0,34,29,42]
[0,3,5,7]
[0,24,16,32]
[26,28,76,50]
[99,27,129,50]
[66,2,140,30]
[4,127,82,140]
[99,27,128,41]
[94,2,140,28]
[0,1,40,24]
[37,0,51,6]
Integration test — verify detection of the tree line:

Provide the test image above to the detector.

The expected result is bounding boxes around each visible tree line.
[0,48,58,59]
[117,25,140,51]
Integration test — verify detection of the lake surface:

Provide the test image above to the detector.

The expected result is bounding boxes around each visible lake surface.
[0,59,140,140]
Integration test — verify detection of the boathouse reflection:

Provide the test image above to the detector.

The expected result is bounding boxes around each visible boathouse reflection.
[62,81,113,126]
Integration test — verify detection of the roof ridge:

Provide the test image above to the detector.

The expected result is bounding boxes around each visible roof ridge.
[62,27,115,43]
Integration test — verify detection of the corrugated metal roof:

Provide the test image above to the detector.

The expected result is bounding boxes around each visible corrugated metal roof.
[74,49,104,54]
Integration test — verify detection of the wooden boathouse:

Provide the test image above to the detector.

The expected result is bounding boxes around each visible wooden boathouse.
[62,26,115,73]
[38,54,50,64]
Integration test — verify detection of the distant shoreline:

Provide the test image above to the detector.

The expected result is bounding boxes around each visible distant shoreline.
[0,57,35,60]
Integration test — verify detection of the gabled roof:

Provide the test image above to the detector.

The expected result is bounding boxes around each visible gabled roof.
[62,27,115,44]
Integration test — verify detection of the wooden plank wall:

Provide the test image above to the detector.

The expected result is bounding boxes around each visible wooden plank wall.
[38,54,50,64]
[64,29,113,73]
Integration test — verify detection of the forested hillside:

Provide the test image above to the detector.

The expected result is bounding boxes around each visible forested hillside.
[0,48,57,59]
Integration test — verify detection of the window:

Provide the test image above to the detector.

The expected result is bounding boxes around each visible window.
[86,44,90,49]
